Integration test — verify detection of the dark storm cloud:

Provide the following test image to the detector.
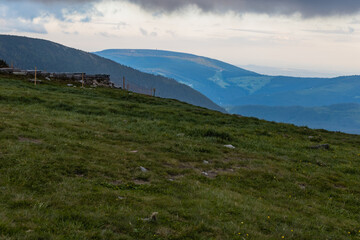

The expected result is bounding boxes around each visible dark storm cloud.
[11,0,360,17]
[127,0,360,17]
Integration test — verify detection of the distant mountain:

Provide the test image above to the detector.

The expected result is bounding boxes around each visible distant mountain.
[0,35,225,112]
[228,103,360,134]
[94,49,260,106]
[95,49,360,107]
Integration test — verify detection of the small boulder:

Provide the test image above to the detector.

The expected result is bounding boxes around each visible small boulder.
[309,144,330,150]
[142,212,158,222]
[140,166,148,172]
[224,144,236,149]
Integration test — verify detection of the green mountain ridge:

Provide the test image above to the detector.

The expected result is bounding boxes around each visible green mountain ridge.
[0,35,225,113]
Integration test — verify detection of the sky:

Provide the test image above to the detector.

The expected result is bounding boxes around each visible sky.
[1,0,360,77]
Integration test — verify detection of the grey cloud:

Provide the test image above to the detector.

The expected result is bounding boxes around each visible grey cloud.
[150,31,157,37]
[0,19,47,34]
[303,27,356,35]
[2,0,97,21]
[139,28,148,36]
[230,28,278,35]
[125,0,360,17]
[139,28,157,37]
[5,0,360,18]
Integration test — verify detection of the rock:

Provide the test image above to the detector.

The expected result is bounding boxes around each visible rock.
[224,144,236,149]
[140,166,148,172]
[202,171,208,176]
[67,84,73,87]
[45,77,51,81]
[130,150,138,153]
[118,196,125,200]
[177,133,185,137]
[309,144,330,150]
[203,160,209,164]
[18,137,42,144]
[142,212,158,222]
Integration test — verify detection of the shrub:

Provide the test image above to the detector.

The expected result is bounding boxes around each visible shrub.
[0,59,9,68]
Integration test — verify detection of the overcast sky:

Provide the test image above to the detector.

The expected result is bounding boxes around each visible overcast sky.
[1,0,360,76]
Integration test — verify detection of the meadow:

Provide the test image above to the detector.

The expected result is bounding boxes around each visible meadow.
[0,74,359,239]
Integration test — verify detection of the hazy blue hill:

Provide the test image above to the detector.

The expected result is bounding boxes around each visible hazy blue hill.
[94,49,260,105]
[95,49,360,107]
[239,75,360,107]
[0,35,225,112]
[228,103,360,134]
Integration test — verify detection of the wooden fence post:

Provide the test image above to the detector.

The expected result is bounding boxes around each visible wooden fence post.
[153,88,156,97]
[34,67,37,86]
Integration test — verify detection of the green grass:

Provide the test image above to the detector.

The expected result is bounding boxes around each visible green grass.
[0,74,360,239]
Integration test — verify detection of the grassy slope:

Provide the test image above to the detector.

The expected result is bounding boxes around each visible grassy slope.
[0,75,360,240]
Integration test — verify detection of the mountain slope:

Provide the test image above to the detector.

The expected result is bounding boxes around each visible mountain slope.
[95,49,360,107]
[1,74,360,239]
[0,35,224,112]
[94,49,260,106]
[229,103,360,134]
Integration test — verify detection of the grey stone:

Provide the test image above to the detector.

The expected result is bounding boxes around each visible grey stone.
[224,144,236,149]
[309,144,330,150]
[140,166,148,172]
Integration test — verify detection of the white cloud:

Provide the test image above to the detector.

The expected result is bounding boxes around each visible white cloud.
[0,0,359,76]
[0,18,47,34]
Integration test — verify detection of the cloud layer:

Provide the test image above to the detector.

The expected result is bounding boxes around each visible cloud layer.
[9,0,360,17]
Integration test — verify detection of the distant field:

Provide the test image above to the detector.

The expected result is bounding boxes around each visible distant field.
[0,74,360,239]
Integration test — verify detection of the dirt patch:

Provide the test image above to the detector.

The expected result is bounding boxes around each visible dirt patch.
[18,137,42,144]
[202,168,236,179]
[334,184,347,190]
[133,179,150,185]
[110,180,123,185]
